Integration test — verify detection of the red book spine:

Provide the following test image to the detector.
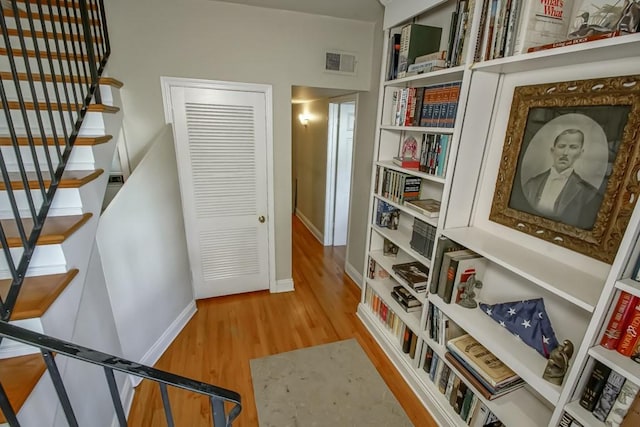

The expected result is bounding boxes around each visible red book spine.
[601,292,639,349]
[617,301,640,356]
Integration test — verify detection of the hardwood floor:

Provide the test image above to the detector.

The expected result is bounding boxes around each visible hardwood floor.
[127,215,436,426]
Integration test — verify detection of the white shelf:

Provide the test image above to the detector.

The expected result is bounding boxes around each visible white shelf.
[379,125,455,134]
[615,278,640,299]
[429,293,562,405]
[374,194,439,228]
[376,160,446,184]
[372,224,432,268]
[366,277,422,333]
[564,400,605,427]
[443,227,604,312]
[589,346,640,388]
[384,65,466,87]
[369,249,426,301]
[472,33,640,74]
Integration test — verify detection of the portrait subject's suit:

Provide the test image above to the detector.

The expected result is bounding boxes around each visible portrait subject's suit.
[523,170,602,229]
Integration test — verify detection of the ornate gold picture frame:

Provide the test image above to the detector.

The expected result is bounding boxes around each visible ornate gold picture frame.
[489,75,640,263]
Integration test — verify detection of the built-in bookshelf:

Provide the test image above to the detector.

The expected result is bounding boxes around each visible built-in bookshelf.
[358,0,640,426]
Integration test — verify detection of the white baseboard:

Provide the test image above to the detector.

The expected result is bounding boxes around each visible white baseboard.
[345,262,363,288]
[295,209,324,244]
[273,278,295,293]
[131,301,197,386]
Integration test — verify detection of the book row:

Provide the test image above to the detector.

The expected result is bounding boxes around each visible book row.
[578,360,640,425]
[429,237,487,304]
[388,82,462,129]
[386,0,476,81]
[376,169,422,204]
[475,0,640,62]
[410,217,436,259]
[422,343,505,427]
[600,291,640,361]
[392,133,451,178]
[364,286,420,360]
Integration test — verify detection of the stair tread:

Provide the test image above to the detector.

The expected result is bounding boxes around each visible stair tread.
[0,135,112,146]
[0,47,90,62]
[3,7,101,26]
[5,101,119,113]
[0,353,47,424]
[0,169,104,191]
[5,27,102,43]
[2,212,92,248]
[0,270,78,321]
[0,73,122,88]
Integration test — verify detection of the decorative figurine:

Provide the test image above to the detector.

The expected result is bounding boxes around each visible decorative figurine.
[457,274,483,308]
[543,339,574,386]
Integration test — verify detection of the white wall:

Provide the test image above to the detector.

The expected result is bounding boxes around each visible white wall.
[97,126,194,363]
[104,0,377,282]
[346,21,384,284]
[53,242,127,427]
[292,99,330,239]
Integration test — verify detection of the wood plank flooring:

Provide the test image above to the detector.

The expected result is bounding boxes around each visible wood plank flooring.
[126,215,436,426]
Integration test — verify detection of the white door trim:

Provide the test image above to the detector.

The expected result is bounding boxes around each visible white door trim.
[160,76,277,294]
[324,94,358,247]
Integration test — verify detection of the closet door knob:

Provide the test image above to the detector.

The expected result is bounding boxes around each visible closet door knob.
[258,216,266,223]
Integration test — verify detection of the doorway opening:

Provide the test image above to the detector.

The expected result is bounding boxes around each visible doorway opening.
[291,87,358,253]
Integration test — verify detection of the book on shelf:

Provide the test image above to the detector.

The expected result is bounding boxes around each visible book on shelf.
[409,330,419,359]
[386,33,402,81]
[580,360,613,411]
[447,334,521,389]
[617,299,640,356]
[404,198,441,218]
[375,200,399,230]
[392,157,420,169]
[445,352,517,401]
[430,236,465,294]
[423,345,435,373]
[512,0,575,55]
[593,370,626,421]
[526,30,619,52]
[391,288,422,313]
[392,285,421,306]
[383,238,399,257]
[410,217,437,258]
[429,353,442,384]
[392,261,429,292]
[397,24,443,79]
[380,169,422,203]
[402,327,413,353]
[567,1,633,39]
[446,0,477,67]
[449,375,462,408]
[437,249,484,303]
[412,87,426,127]
[606,380,640,426]
[621,392,640,427]
[460,388,476,421]
[406,59,447,75]
[601,291,639,350]
[559,412,583,427]
[438,360,452,392]
[419,133,451,177]
[415,50,448,63]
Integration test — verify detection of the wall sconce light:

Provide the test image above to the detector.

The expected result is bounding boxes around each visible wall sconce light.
[299,113,311,127]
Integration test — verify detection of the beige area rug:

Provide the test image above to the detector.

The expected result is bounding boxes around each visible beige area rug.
[250,339,413,427]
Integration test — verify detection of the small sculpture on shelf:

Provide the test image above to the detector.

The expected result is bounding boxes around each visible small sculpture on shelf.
[457,274,483,308]
[543,339,574,386]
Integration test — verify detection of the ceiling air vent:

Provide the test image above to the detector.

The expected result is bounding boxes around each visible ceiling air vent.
[325,51,357,74]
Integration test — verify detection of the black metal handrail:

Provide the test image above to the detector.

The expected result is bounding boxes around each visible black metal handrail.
[0,0,110,322]
[0,321,243,426]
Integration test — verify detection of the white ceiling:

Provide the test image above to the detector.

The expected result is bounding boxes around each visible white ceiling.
[212,0,383,22]
[291,86,356,104]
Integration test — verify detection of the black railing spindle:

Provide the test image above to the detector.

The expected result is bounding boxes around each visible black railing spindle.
[104,367,127,427]
[42,350,79,427]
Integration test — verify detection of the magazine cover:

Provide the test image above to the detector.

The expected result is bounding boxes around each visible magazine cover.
[513,0,575,53]
[567,0,629,37]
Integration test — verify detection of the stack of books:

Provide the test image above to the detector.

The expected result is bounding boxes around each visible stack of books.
[394,23,442,79]
[388,82,462,129]
[392,261,429,293]
[447,334,524,400]
[391,285,422,312]
[436,249,486,304]
[404,198,441,218]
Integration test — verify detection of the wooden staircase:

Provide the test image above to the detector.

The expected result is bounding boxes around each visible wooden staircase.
[0,0,123,423]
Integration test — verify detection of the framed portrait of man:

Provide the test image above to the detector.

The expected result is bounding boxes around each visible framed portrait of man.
[489,75,640,263]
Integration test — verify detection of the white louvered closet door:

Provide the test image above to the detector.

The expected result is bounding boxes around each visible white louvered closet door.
[171,86,270,299]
